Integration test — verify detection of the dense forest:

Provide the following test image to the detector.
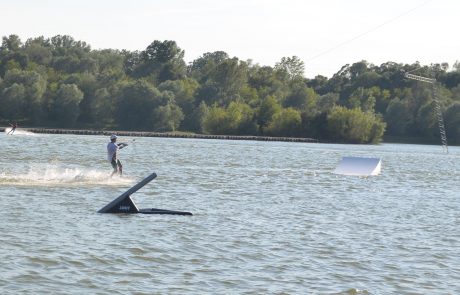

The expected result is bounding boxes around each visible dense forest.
[1,34,459,144]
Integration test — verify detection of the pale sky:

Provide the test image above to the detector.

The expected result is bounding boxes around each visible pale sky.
[1,0,458,78]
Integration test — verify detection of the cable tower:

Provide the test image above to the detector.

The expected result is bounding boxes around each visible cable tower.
[405,73,448,153]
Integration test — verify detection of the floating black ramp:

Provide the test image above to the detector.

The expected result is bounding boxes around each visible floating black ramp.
[98,172,192,216]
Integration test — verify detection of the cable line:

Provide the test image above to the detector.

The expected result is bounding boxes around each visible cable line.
[306,0,434,63]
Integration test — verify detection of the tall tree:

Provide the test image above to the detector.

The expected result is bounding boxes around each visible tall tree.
[1,35,22,52]
[54,83,84,127]
[196,57,248,107]
[327,106,386,143]
[444,103,460,144]
[2,69,47,122]
[135,40,186,83]
[189,51,229,82]
[115,80,165,130]
[284,82,318,113]
[266,108,302,137]
[257,95,282,133]
[274,56,305,81]
[385,98,413,136]
[0,83,26,119]
[151,103,184,132]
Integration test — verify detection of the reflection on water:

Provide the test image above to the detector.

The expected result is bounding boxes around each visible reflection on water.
[0,132,459,294]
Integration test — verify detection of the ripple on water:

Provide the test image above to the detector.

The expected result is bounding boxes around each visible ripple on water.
[1,135,460,294]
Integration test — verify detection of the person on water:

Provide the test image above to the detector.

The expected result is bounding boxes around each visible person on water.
[7,121,18,135]
[107,134,127,177]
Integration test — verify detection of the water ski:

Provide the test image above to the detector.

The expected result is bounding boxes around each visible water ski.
[98,172,192,216]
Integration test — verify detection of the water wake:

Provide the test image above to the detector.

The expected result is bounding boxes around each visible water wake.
[4,128,37,136]
[0,165,135,187]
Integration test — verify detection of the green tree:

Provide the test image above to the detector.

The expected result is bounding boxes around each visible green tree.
[317,92,339,113]
[444,103,460,144]
[24,37,52,65]
[91,49,124,72]
[0,42,29,75]
[189,51,229,83]
[115,80,165,130]
[202,101,256,135]
[248,65,288,100]
[346,87,389,113]
[385,98,413,136]
[274,56,305,81]
[327,106,386,143]
[226,101,257,135]
[186,101,209,133]
[266,107,302,137]
[122,50,141,76]
[284,83,318,113]
[307,75,328,94]
[2,69,47,123]
[450,84,460,102]
[151,103,184,132]
[2,33,460,143]
[204,58,248,106]
[90,88,114,128]
[158,78,198,116]
[54,83,84,127]
[410,83,432,113]
[50,35,91,57]
[355,71,381,88]
[257,95,282,133]
[415,102,439,139]
[202,105,228,134]
[1,35,22,52]
[135,40,186,83]
[64,72,98,125]
[0,83,26,119]
[348,60,370,79]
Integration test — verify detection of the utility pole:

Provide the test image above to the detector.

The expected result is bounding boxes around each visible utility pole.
[405,73,448,153]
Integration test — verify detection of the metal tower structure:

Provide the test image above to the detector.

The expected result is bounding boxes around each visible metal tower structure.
[405,73,448,153]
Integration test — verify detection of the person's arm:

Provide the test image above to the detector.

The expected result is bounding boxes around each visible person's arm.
[117,143,128,149]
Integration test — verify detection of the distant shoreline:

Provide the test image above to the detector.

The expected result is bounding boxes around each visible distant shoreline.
[0,127,318,143]
[2,127,452,146]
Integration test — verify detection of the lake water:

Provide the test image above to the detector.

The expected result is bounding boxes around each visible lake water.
[1,130,459,294]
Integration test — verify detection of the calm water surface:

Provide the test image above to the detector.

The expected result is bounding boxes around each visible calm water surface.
[1,130,459,294]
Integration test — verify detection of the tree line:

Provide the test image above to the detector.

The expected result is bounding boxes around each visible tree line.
[1,34,459,144]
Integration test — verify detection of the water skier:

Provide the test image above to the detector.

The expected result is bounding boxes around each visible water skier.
[107,134,128,177]
[7,122,18,135]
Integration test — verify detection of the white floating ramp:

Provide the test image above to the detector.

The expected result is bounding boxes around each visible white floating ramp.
[333,157,381,176]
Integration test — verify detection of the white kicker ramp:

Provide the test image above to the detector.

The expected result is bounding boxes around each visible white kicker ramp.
[333,156,381,176]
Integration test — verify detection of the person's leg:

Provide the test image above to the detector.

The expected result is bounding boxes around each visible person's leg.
[110,159,118,177]
[117,160,123,176]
